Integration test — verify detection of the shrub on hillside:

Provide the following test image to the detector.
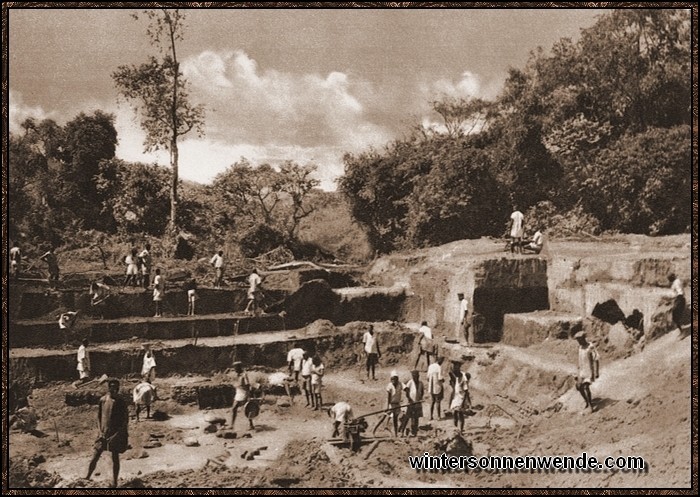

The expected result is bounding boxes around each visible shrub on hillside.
[239,224,286,258]
[524,201,601,238]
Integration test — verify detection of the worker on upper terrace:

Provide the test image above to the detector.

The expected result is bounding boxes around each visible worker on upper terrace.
[73,339,91,387]
[244,268,263,315]
[522,227,545,255]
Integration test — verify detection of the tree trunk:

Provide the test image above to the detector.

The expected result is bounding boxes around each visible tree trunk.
[169,138,179,235]
[168,12,180,237]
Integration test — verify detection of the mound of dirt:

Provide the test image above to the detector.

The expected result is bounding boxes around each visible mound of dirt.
[9,455,62,488]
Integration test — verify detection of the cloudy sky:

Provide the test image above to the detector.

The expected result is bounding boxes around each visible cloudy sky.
[9,8,604,189]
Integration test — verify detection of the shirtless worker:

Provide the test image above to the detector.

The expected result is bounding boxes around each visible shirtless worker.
[86,379,129,488]
[39,246,60,287]
[10,242,21,280]
[230,361,254,431]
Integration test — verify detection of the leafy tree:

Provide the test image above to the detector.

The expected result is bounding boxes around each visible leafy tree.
[213,159,321,239]
[575,125,690,235]
[402,137,506,247]
[96,159,171,236]
[61,111,118,226]
[9,113,116,245]
[485,66,565,210]
[112,9,204,235]
[340,138,432,253]
[574,9,690,132]
[278,161,321,238]
[428,97,491,138]
[213,159,282,229]
[239,223,285,258]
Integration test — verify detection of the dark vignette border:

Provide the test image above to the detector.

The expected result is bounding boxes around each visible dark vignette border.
[1,2,697,495]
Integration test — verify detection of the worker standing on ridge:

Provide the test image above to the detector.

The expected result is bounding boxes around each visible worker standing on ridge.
[210,250,225,289]
[362,324,381,380]
[244,268,263,315]
[509,206,525,254]
[457,293,472,345]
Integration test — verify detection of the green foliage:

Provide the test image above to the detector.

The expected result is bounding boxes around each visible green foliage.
[9,9,690,261]
[9,113,117,246]
[213,159,320,239]
[61,111,118,227]
[297,191,373,263]
[340,139,430,253]
[238,224,286,258]
[403,138,506,247]
[113,55,204,154]
[96,159,171,236]
[340,9,690,252]
[524,201,601,238]
[575,126,690,235]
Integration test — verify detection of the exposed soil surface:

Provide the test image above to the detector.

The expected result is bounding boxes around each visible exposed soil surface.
[8,234,692,489]
[9,331,691,489]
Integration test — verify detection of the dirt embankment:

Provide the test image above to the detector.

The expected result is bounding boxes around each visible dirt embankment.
[9,330,690,489]
[8,235,692,489]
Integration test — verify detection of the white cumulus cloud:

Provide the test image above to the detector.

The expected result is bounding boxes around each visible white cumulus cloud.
[431,71,482,99]
[182,49,389,150]
[9,90,53,134]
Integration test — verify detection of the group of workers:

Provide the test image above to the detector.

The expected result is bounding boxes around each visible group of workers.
[62,342,159,487]
[328,354,475,442]
[508,206,544,255]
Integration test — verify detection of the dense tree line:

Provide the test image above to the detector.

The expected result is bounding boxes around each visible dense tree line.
[340,9,691,253]
[9,112,333,259]
[9,10,690,262]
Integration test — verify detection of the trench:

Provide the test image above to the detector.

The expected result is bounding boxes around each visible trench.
[472,287,550,343]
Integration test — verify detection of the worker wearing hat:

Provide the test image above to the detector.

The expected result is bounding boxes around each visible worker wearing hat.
[574,331,600,413]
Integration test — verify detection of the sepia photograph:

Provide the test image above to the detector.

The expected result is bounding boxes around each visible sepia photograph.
[4,4,695,491]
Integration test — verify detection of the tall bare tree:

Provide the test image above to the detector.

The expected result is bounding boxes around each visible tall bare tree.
[113,9,204,235]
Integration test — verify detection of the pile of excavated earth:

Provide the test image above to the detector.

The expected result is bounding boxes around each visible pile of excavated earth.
[8,234,692,488]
